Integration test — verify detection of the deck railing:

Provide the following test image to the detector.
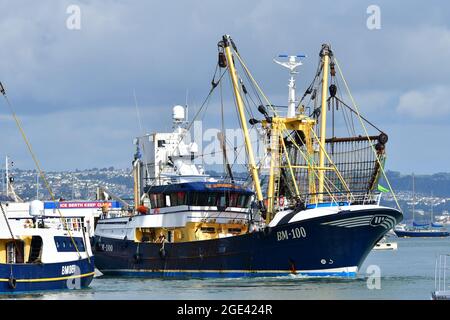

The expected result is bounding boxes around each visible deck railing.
[304,192,382,208]
[433,254,450,299]
[44,217,85,232]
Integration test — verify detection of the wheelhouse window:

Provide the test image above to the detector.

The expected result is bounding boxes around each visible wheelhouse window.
[187,192,251,208]
[229,193,239,207]
[170,191,186,207]
[238,194,251,208]
[216,193,227,207]
[149,193,166,208]
[149,191,252,208]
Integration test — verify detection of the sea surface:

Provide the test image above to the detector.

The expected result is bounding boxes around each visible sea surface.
[2,236,450,300]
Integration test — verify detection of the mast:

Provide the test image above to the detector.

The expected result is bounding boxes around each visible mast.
[318,44,332,203]
[36,172,39,200]
[273,55,304,118]
[412,173,415,222]
[431,190,433,224]
[5,155,9,198]
[221,35,264,203]
[133,158,141,209]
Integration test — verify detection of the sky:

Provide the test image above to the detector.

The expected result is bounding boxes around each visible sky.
[0,0,449,174]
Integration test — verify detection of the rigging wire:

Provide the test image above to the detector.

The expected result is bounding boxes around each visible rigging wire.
[0,202,23,262]
[228,43,349,204]
[232,48,279,117]
[133,88,152,190]
[0,82,85,260]
[150,67,228,187]
[333,58,402,211]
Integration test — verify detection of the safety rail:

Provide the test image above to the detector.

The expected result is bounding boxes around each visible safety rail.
[432,254,450,300]
[143,176,251,187]
[44,217,85,232]
[304,192,382,208]
[14,216,86,232]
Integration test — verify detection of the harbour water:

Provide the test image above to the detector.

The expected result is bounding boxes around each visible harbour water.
[2,236,449,300]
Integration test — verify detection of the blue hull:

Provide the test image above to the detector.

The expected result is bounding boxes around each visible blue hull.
[0,258,95,293]
[394,230,450,238]
[94,207,402,278]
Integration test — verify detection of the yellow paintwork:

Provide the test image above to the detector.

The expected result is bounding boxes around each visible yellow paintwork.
[261,115,322,209]
[318,53,330,202]
[0,236,32,264]
[133,160,141,208]
[0,272,95,283]
[134,221,248,244]
[223,37,264,202]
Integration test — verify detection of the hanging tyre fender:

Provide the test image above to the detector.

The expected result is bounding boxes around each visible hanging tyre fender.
[263,226,272,237]
[133,253,142,263]
[159,242,168,259]
[8,276,17,290]
[159,247,167,259]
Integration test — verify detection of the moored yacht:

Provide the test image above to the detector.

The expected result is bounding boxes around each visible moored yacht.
[394,175,449,238]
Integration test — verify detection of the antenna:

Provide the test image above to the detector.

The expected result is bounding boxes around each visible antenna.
[133,88,144,134]
[185,89,189,122]
[36,171,39,200]
[273,54,307,118]
[5,155,9,198]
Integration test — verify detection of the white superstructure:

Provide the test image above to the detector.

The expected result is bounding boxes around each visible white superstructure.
[134,105,215,188]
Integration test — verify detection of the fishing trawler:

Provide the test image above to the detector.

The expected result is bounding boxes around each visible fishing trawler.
[0,201,94,292]
[94,35,402,278]
[0,83,95,292]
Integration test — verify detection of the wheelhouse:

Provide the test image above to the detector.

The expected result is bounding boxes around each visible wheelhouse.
[144,182,253,210]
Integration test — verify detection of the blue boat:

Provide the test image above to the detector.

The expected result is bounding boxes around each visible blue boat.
[0,83,95,293]
[94,192,401,277]
[94,35,403,279]
[394,226,449,238]
[0,201,95,293]
[394,220,449,237]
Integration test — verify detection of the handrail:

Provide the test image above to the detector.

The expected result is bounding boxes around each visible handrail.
[304,192,381,207]
[435,254,450,294]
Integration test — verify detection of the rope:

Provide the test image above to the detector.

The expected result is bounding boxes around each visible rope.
[283,127,342,204]
[333,58,402,211]
[0,202,23,263]
[0,87,85,261]
[232,48,279,117]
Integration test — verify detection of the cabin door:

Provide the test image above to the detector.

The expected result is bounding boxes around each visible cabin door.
[6,241,24,264]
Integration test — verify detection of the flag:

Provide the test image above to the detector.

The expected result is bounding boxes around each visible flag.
[377,184,390,193]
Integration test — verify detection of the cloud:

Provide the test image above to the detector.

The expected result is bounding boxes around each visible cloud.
[383,122,450,174]
[396,85,450,118]
[0,104,168,170]
[1,1,450,173]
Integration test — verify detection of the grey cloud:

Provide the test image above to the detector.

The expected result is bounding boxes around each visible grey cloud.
[0,1,449,172]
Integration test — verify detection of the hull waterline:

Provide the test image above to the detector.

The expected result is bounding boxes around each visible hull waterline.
[0,258,95,293]
[94,207,402,278]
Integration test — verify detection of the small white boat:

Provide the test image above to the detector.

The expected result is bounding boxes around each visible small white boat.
[373,236,398,250]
